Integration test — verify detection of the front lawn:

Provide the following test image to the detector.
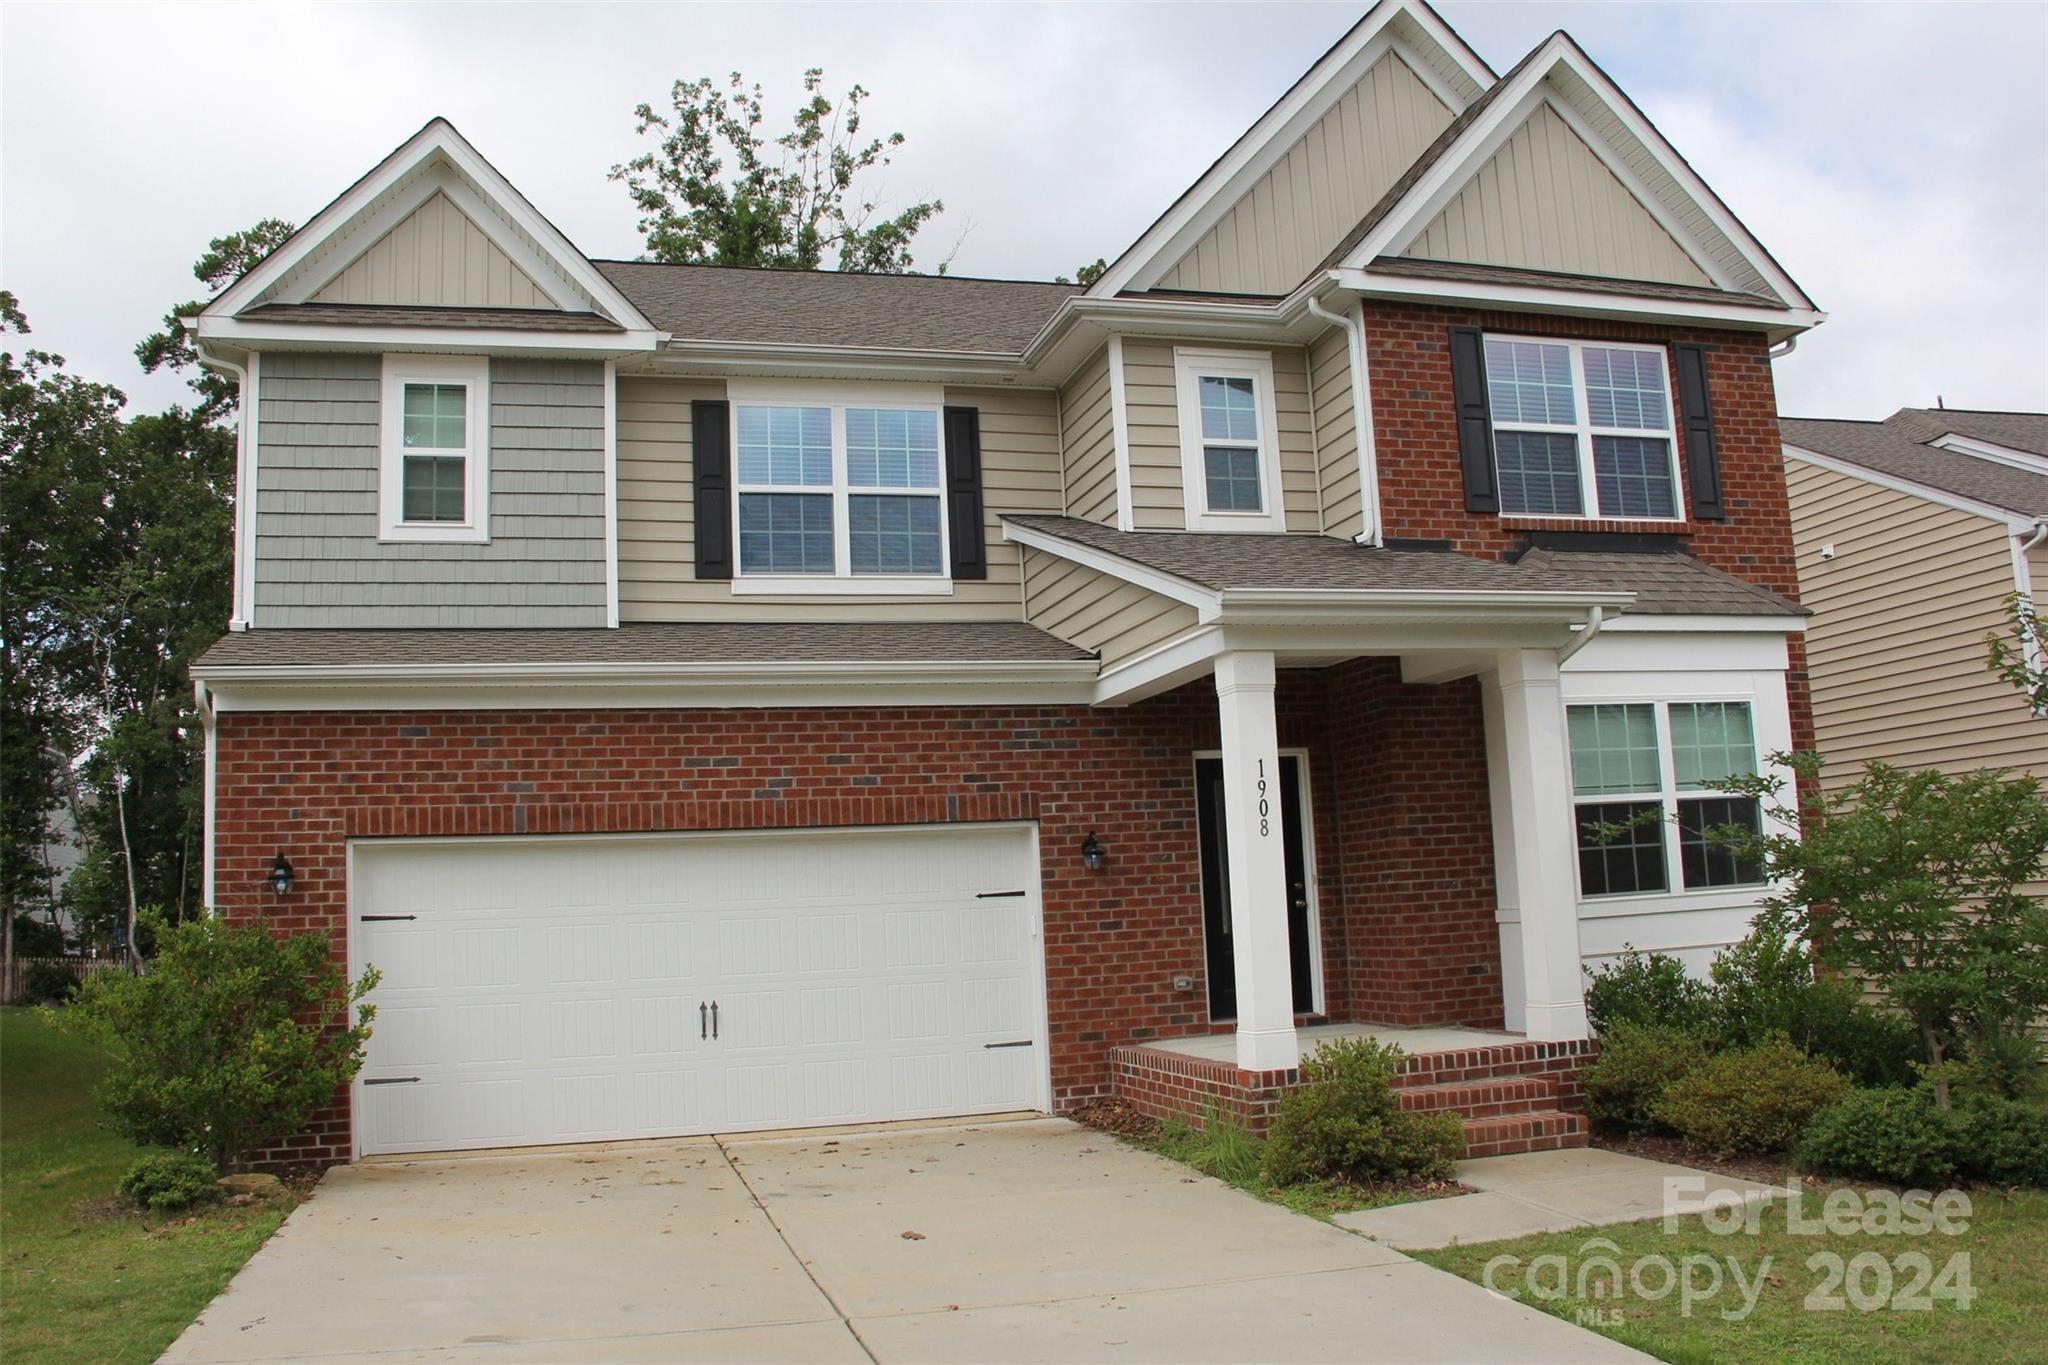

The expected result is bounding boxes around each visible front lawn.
[0,1007,298,1365]
[1416,1186,2048,1364]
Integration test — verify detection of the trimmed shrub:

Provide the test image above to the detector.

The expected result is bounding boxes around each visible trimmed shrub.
[121,1152,220,1212]
[23,961,80,1005]
[1960,1095,2048,1187]
[1708,919,1920,1087]
[1261,1038,1464,1186]
[1583,1023,1710,1133]
[1797,1089,1961,1186]
[1655,1036,1853,1158]
[1586,947,1712,1037]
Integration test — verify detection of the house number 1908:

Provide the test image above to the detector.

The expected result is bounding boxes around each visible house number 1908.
[1256,758,1271,837]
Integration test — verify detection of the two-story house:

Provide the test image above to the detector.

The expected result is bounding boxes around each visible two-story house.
[190,0,1822,1166]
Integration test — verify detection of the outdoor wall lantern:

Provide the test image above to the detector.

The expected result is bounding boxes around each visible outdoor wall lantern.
[1080,832,1106,872]
[269,851,295,897]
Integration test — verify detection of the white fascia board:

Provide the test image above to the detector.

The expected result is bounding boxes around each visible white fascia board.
[1598,613,1805,634]
[1339,38,1817,314]
[1333,268,1823,336]
[1088,2,1487,299]
[1928,433,2048,474]
[194,313,660,355]
[1783,444,2034,529]
[996,519,1221,613]
[206,119,654,333]
[1093,626,1227,706]
[1213,585,1632,625]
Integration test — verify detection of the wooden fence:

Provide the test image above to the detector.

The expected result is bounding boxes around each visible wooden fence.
[2,955,126,1004]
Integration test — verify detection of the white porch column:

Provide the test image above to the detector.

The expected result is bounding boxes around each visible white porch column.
[1484,649,1590,1041]
[1213,650,1300,1072]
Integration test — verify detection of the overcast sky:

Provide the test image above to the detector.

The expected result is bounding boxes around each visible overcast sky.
[4,2,2043,420]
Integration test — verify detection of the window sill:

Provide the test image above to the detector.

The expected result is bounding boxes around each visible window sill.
[1575,885,1771,917]
[377,521,490,545]
[1500,514,1687,527]
[731,576,954,597]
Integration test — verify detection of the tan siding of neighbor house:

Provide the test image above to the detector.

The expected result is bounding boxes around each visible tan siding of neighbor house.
[1124,342,1323,533]
[1156,52,1453,295]
[312,192,559,309]
[1308,325,1361,539]
[616,376,1055,622]
[1786,458,2047,789]
[1020,547,1198,669]
[1401,103,1711,288]
[1061,346,1119,525]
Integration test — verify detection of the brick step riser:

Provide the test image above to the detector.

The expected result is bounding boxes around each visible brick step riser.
[1396,1078,1558,1119]
[1460,1110,1589,1160]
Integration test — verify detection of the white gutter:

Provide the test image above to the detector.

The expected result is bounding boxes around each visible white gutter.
[1304,292,1382,546]
[190,657,1103,687]
[1557,604,1606,664]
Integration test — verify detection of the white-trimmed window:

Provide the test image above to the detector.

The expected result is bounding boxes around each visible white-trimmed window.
[1486,335,1683,522]
[729,380,950,594]
[379,355,489,543]
[1173,347,1286,532]
[1567,700,1764,898]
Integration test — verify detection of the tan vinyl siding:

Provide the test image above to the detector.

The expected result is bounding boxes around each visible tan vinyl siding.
[253,353,606,627]
[312,192,559,309]
[1787,458,2047,787]
[1402,103,1712,288]
[1020,547,1198,669]
[615,376,1057,622]
[1157,52,1452,295]
[1308,326,1360,538]
[1124,342,1322,533]
[1060,346,1118,525]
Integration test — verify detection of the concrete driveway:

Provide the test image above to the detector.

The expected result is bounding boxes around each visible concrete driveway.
[166,1118,1641,1363]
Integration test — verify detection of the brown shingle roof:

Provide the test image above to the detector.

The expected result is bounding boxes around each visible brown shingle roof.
[194,621,1094,671]
[238,302,624,333]
[1884,408,2048,459]
[595,260,1078,354]
[1007,516,1801,617]
[1781,414,2048,518]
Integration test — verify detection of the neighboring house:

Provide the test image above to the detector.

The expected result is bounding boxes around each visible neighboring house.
[1781,409,2048,788]
[188,0,1823,1167]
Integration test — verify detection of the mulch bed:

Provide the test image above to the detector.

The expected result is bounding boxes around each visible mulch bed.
[1591,1129,1797,1187]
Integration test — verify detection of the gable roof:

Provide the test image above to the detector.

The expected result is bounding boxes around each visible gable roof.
[1781,412,2048,519]
[1088,1,1493,298]
[1327,31,1815,311]
[596,261,1078,354]
[1885,408,2048,458]
[198,118,657,346]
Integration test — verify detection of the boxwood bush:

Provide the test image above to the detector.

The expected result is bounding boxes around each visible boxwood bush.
[1655,1036,1852,1157]
[120,1152,220,1212]
[1582,1023,1709,1133]
[1261,1038,1464,1186]
[1797,1088,1961,1186]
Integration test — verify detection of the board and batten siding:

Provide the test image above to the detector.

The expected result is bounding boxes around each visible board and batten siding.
[1308,325,1361,539]
[253,353,606,627]
[1401,103,1712,289]
[1123,341,1322,533]
[1060,346,1118,525]
[1786,458,2047,785]
[1020,548,1197,670]
[1155,52,1453,295]
[615,377,1061,621]
[311,192,560,309]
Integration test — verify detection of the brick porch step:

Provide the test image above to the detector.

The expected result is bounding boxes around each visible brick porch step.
[1395,1074,1558,1119]
[1459,1109,1590,1160]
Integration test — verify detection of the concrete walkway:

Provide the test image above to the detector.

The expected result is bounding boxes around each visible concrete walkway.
[1336,1148,1781,1251]
[166,1118,1645,1363]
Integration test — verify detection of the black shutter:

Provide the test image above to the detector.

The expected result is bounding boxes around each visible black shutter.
[943,405,987,580]
[1673,344,1724,521]
[1448,326,1499,514]
[691,399,732,580]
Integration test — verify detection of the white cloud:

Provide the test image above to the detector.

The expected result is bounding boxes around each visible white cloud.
[3,2,2042,421]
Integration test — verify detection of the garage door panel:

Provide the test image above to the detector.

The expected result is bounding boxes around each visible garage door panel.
[353,827,1042,1156]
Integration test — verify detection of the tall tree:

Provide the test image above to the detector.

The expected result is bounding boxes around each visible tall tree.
[135,218,295,421]
[612,69,945,273]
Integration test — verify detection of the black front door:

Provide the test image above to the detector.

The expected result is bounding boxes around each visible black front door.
[1196,755,1314,1022]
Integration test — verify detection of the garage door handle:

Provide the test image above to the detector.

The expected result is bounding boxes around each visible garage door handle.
[363,1076,420,1085]
[983,1040,1033,1050]
[711,1000,719,1040]
[360,914,416,922]
[976,890,1026,899]
[700,1001,708,1040]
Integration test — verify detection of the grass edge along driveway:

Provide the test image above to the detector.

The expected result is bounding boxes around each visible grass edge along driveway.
[1415,1183,2048,1364]
[1,1007,298,1365]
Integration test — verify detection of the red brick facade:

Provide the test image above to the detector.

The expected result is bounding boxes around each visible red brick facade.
[215,661,1516,1167]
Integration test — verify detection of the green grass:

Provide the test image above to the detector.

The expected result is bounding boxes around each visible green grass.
[1,1007,297,1365]
[1141,1111,1446,1220]
[1415,1187,2048,1364]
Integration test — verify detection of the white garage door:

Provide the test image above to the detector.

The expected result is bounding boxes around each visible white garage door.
[350,825,1045,1156]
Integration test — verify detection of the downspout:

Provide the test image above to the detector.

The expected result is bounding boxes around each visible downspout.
[2015,521,2048,701]
[1305,292,1382,547]
[1557,606,1606,665]
[1769,335,1799,360]
[195,679,218,915]
[197,341,258,631]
